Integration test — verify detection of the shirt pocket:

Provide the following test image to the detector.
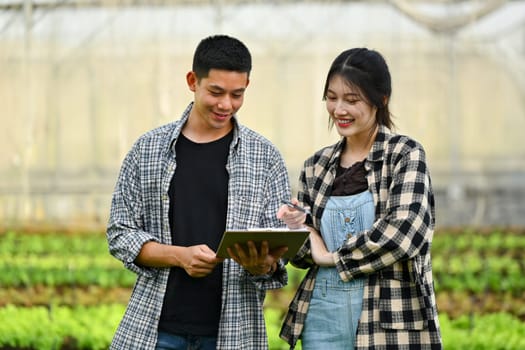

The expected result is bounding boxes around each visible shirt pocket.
[230,192,265,229]
[378,262,428,330]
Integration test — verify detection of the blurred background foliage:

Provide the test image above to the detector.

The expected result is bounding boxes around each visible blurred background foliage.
[1,229,525,349]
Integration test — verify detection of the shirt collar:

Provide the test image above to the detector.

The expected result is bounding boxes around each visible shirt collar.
[369,124,391,162]
[167,101,241,153]
[328,124,391,169]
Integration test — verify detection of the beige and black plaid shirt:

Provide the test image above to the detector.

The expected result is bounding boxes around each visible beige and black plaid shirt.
[280,126,442,349]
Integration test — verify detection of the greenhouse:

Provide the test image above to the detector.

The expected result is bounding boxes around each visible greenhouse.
[1,1,525,349]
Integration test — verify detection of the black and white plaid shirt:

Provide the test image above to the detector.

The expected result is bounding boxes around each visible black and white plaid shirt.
[107,103,292,349]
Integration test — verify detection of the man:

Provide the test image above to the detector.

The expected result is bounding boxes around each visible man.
[107,35,291,350]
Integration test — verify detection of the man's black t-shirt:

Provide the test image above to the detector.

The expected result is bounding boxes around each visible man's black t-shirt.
[158,130,232,336]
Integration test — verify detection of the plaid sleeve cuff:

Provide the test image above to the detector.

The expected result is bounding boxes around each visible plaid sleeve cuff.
[333,251,351,282]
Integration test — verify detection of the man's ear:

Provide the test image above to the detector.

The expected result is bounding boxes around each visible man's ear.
[186,71,197,92]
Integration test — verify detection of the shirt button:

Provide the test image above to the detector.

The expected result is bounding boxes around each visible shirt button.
[344,217,350,223]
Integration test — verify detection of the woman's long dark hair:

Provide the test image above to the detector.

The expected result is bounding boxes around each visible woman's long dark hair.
[323,48,394,129]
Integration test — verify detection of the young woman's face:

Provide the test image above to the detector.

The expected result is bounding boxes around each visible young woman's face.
[187,68,249,134]
[325,74,377,139]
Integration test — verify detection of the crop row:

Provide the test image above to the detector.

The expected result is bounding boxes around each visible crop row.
[1,230,524,295]
[0,232,107,255]
[6,249,522,275]
[1,305,524,350]
[1,230,525,349]
[432,229,525,253]
[1,253,134,287]
[0,304,124,350]
[1,265,135,288]
[3,229,525,255]
[2,255,524,295]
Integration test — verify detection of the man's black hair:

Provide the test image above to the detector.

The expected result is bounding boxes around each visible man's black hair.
[192,35,252,79]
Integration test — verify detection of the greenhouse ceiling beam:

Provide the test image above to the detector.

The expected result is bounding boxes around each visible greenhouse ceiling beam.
[1,0,522,11]
[391,0,508,34]
[0,0,375,11]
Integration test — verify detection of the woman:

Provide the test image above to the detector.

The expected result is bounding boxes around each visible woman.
[277,48,442,349]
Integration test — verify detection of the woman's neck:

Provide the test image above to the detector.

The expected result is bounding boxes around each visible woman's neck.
[340,125,378,168]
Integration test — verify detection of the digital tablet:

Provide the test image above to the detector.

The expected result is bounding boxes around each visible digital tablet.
[216,228,310,259]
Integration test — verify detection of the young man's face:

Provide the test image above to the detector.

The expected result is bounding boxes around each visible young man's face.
[187,68,249,135]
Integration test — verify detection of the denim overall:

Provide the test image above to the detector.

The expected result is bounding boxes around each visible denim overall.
[301,191,375,350]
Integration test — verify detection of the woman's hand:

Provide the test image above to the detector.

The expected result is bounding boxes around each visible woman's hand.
[308,228,335,266]
[276,199,309,229]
